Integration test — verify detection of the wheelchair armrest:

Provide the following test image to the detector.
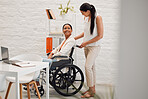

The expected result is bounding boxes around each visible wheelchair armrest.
[51,56,69,59]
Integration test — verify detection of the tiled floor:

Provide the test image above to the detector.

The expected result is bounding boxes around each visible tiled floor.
[0,82,114,99]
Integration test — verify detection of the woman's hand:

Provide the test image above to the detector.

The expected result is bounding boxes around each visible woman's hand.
[48,53,54,59]
[48,55,52,59]
[79,42,88,48]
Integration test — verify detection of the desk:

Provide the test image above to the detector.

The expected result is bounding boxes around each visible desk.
[0,61,49,99]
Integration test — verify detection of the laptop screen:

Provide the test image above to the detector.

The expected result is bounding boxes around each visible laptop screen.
[1,47,9,60]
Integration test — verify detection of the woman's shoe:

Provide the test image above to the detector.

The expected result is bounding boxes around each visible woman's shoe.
[82,90,89,95]
[81,92,95,98]
[82,90,96,95]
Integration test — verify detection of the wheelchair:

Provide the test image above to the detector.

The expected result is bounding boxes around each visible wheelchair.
[35,46,84,96]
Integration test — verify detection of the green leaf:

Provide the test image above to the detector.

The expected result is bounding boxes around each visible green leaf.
[58,7,62,9]
[65,8,68,13]
[69,8,73,11]
[60,11,62,15]
[63,10,65,13]
[67,0,70,6]
[58,0,76,15]
[59,4,63,9]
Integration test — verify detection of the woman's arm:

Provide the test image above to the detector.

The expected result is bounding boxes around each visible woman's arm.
[79,16,103,48]
[53,39,75,56]
[74,32,84,40]
[48,41,63,59]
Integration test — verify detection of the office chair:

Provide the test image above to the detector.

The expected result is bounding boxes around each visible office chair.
[5,54,42,99]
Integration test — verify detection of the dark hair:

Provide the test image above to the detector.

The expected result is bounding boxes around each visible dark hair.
[80,3,96,35]
[62,23,73,30]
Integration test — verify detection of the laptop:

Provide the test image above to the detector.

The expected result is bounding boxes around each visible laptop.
[1,46,21,64]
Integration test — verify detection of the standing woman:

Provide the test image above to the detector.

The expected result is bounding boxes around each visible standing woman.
[74,3,103,98]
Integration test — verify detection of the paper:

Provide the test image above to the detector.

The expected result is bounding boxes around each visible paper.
[13,61,36,68]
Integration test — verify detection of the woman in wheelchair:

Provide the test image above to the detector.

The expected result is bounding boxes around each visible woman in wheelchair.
[40,23,84,96]
[44,23,75,62]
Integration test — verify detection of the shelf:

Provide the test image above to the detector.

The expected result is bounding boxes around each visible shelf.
[50,31,63,34]
[48,32,64,37]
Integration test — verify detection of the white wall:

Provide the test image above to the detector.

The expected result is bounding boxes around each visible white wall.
[0,0,120,85]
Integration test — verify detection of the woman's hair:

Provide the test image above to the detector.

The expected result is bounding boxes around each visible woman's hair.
[62,23,73,30]
[80,3,96,35]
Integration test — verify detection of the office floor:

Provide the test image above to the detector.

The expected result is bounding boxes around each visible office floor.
[0,81,114,99]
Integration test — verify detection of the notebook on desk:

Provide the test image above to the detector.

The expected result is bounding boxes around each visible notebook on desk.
[1,46,21,64]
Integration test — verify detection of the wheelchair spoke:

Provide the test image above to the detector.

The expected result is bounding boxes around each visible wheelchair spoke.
[75,70,79,74]
[66,83,69,94]
[58,83,61,88]
[56,75,61,79]
[74,79,82,81]
[59,70,64,75]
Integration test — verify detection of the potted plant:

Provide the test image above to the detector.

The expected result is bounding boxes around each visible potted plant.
[58,0,75,15]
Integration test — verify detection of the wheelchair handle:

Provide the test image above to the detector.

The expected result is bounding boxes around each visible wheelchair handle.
[75,45,81,48]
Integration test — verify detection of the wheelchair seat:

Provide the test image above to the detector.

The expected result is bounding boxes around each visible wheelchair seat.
[50,46,74,68]
[51,59,71,67]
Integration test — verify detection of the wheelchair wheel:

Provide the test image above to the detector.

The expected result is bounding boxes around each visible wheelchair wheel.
[53,66,76,89]
[52,65,84,96]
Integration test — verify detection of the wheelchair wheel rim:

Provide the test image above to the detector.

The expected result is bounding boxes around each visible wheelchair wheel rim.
[52,65,84,96]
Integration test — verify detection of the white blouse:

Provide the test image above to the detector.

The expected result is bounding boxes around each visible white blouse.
[83,15,101,46]
[51,35,75,56]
